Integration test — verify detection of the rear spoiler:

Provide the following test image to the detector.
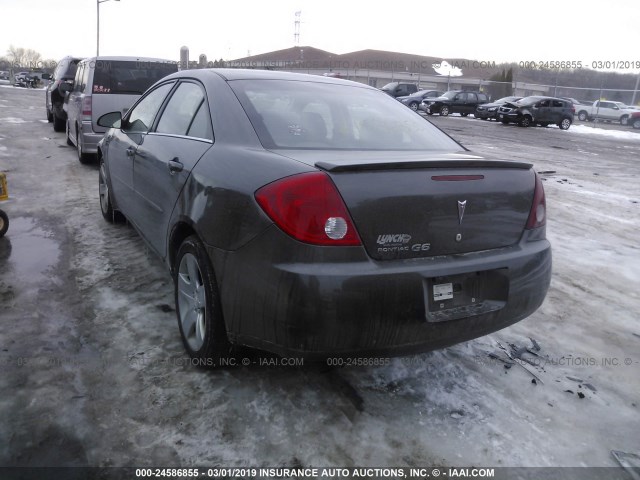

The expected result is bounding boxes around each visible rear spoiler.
[316,158,533,172]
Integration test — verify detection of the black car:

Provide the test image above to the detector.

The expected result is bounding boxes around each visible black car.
[475,96,522,120]
[46,56,82,132]
[422,91,490,116]
[498,96,575,130]
[397,90,444,111]
[381,82,418,98]
[96,69,550,363]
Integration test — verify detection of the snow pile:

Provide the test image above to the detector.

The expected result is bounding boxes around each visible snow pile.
[568,124,640,140]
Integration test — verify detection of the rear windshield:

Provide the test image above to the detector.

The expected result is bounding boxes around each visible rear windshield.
[91,61,177,94]
[230,79,461,151]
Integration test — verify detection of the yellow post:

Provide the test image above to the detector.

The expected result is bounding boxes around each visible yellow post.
[0,172,8,201]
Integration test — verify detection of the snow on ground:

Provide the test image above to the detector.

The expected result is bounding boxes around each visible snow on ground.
[0,117,30,124]
[568,124,640,140]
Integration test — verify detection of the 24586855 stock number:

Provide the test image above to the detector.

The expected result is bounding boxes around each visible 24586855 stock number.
[519,61,584,70]
[135,468,259,478]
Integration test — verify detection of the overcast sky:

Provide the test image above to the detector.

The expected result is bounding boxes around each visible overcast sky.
[1,0,639,70]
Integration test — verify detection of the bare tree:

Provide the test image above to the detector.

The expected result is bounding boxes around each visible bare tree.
[24,49,42,67]
[6,45,43,68]
[6,45,26,67]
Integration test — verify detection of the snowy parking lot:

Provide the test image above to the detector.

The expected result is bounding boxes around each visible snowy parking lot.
[0,86,638,475]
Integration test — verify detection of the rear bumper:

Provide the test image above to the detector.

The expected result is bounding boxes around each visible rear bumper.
[80,121,105,154]
[210,226,552,359]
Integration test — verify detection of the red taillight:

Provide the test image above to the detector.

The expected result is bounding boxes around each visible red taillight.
[255,172,361,246]
[525,172,546,229]
[82,97,92,120]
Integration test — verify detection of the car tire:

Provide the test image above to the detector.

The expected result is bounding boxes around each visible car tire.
[620,115,628,125]
[409,102,419,111]
[99,161,125,223]
[577,111,588,121]
[52,110,65,132]
[76,130,92,164]
[440,105,449,116]
[66,122,74,146]
[632,118,640,129]
[175,235,231,365]
[0,209,8,238]
[558,117,572,130]
[518,116,532,127]
[501,119,509,124]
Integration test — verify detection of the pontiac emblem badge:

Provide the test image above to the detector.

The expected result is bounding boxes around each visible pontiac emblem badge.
[457,200,467,225]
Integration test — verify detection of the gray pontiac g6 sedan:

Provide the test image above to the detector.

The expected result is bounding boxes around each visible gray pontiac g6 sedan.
[96,69,551,363]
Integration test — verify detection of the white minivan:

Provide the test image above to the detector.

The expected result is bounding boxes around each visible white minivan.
[64,56,177,163]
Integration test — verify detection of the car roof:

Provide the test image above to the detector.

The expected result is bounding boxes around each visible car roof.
[79,56,175,63]
[163,68,377,90]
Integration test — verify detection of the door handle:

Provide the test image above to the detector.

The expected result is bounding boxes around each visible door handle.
[168,158,184,174]
[126,147,135,158]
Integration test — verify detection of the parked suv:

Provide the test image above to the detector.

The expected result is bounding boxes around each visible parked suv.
[64,56,178,163]
[422,91,490,116]
[46,56,83,131]
[498,96,574,130]
[381,82,418,98]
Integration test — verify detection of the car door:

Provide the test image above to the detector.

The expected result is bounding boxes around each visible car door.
[464,93,477,114]
[107,82,175,216]
[595,101,614,120]
[65,63,84,142]
[449,93,462,113]
[129,81,214,257]
[551,100,566,122]
[535,99,551,122]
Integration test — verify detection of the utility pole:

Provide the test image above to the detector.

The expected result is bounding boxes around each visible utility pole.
[294,11,301,46]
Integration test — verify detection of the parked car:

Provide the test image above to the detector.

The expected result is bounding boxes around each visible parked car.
[627,111,640,129]
[422,91,490,116]
[498,96,574,129]
[475,96,522,120]
[574,100,636,124]
[64,56,177,163]
[381,82,418,98]
[397,90,444,111]
[0,71,10,80]
[96,69,551,364]
[46,56,83,131]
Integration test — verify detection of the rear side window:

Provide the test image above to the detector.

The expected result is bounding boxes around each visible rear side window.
[92,60,178,95]
[156,82,212,140]
[124,82,174,133]
[552,100,564,108]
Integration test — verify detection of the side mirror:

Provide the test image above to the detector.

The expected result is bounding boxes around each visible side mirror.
[98,111,122,129]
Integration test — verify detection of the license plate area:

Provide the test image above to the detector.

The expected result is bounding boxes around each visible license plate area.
[424,268,509,323]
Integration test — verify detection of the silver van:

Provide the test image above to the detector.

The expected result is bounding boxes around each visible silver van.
[64,56,177,163]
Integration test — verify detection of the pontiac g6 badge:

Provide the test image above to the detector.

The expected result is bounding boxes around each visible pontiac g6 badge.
[457,200,467,225]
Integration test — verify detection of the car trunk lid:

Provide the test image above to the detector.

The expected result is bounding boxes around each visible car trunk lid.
[273,150,535,260]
